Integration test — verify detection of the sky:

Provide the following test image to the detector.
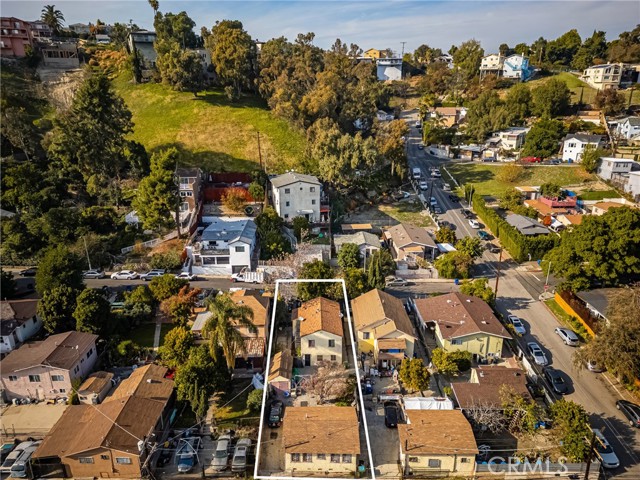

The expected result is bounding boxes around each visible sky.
[3,0,638,54]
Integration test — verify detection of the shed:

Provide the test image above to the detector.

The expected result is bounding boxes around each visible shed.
[268,350,293,396]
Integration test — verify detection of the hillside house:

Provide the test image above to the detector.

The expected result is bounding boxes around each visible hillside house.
[176,167,203,233]
[271,172,323,222]
[582,63,622,90]
[377,58,403,81]
[597,157,639,181]
[0,17,32,57]
[77,371,114,405]
[383,223,438,263]
[268,350,293,396]
[294,297,343,367]
[616,117,640,140]
[561,133,604,162]
[333,231,381,262]
[505,214,549,236]
[0,299,42,355]
[451,366,530,409]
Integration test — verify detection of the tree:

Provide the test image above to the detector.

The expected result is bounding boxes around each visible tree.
[133,148,179,231]
[154,11,197,48]
[574,287,640,384]
[297,260,334,301]
[594,89,626,116]
[499,187,525,211]
[309,361,353,404]
[531,78,571,118]
[580,144,605,174]
[246,388,263,412]
[150,250,183,271]
[455,236,484,259]
[459,278,495,306]
[160,286,200,326]
[149,274,188,302]
[248,181,264,202]
[114,340,143,366]
[431,348,459,376]
[549,400,591,462]
[122,286,154,324]
[572,31,607,70]
[0,107,41,161]
[521,119,565,159]
[159,326,194,368]
[41,5,65,34]
[202,293,256,370]
[255,207,291,260]
[74,288,111,335]
[544,207,640,291]
[418,63,453,96]
[292,216,310,241]
[375,120,409,178]
[367,249,396,289]
[148,0,159,14]
[465,401,506,434]
[38,285,78,333]
[36,245,84,294]
[1,270,16,300]
[607,25,640,63]
[504,83,532,125]
[156,42,204,94]
[451,39,484,82]
[337,243,361,269]
[500,385,541,436]
[465,91,510,142]
[434,251,473,279]
[399,358,431,392]
[221,187,247,212]
[341,268,367,300]
[435,226,456,244]
[539,182,563,198]
[545,29,582,66]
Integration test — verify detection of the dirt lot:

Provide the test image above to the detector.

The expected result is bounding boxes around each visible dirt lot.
[0,403,68,441]
[342,197,433,229]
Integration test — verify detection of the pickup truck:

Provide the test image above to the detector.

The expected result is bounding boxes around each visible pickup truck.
[231,269,264,284]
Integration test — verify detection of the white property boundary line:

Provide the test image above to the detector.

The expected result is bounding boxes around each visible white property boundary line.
[254,278,376,480]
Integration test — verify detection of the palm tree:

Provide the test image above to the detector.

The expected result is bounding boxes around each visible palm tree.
[41,5,65,34]
[202,294,256,370]
[148,0,159,14]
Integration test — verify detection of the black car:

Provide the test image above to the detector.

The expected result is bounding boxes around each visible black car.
[461,209,473,219]
[543,367,568,395]
[19,268,37,277]
[267,400,284,428]
[384,401,399,428]
[448,194,460,202]
[616,400,640,428]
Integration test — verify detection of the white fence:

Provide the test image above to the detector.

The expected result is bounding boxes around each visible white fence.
[120,230,179,254]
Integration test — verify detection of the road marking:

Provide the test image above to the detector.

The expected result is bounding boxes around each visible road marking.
[530,274,541,282]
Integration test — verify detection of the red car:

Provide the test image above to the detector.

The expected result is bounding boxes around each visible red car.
[520,156,542,163]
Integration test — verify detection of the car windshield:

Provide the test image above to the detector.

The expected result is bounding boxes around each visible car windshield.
[215,449,227,459]
[11,465,25,471]
[597,442,613,454]
[554,376,564,384]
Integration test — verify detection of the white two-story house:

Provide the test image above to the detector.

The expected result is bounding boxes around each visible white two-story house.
[597,157,639,181]
[0,300,42,355]
[582,63,622,90]
[502,54,533,81]
[294,297,343,367]
[271,172,322,222]
[561,133,604,162]
[188,217,257,275]
[616,117,640,140]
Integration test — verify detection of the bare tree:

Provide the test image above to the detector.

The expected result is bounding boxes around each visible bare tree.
[500,385,541,437]
[465,401,507,434]
[309,361,354,404]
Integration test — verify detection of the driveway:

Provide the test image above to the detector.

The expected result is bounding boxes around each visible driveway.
[256,426,285,476]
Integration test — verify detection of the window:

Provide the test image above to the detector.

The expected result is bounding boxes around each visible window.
[428,459,441,468]
[8,375,17,381]
[302,453,312,463]
[330,454,341,463]
[331,355,337,361]
[316,355,323,362]
[311,199,316,205]
[285,201,290,207]
[59,389,66,393]
[291,453,300,463]
[115,457,132,465]
[74,365,80,374]
[363,332,370,340]
[310,187,316,192]
[342,454,352,463]
[409,457,419,463]
[308,340,315,348]
[51,375,64,382]
[317,454,326,460]
[284,214,289,219]
[284,188,291,194]
[328,339,335,348]
[460,457,469,463]
[28,375,41,382]
[101,455,110,460]
[451,339,462,345]
[78,457,94,464]
[235,246,246,253]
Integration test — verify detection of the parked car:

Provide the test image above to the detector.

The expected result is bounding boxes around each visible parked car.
[468,219,480,229]
[485,243,500,254]
[419,181,429,191]
[543,367,568,395]
[0,444,15,464]
[268,400,284,428]
[82,269,105,279]
[211,435,232,472]
[554,327,580,346]
[587,360,604,373]
[392,190,411,201]
[592,429,620,469]
[0,442,32,473]
[527,342,548,366]
[385,276,408,287]
[507,315,526,335]
[175,272,197,281]
[9,441,40,478]
[231,438,252,473]
[448,194,459,202]
[176,437,201,473]
[521,156,542,164]
[437,220,451,229]
[477,230,490,240]
[431,170,441,178]
[433,206,443,214]
[616,400,640,428]
[111,270,138,280]
[384,401,400,428]
[140,270,166,281]
[429,197,437,206]
[417,144,424,150]
[461,209,473,219]
[442,183,451,191]
[177,454,196,474]
[18,268,36,277]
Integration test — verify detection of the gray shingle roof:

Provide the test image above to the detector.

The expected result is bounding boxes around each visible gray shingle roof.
[505,214,549,236]
[622,117,640,127]
[270,172,321,188]
[201,217,257,244]
[333,232,381,249]
[562,133,603,144]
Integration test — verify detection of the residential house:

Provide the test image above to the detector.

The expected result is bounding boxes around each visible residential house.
[434,53,453,69]
[581,63,623,90]
[363,48,384,59]
[270,172,322,222]
[68,23,91,35]
[451,366,530,409]
[514,186,541,200]
[351,289,416,368]
[283,406,360,475]
[0,17,32,57]
[190,48,213,80]
[615,117,640,140]
[40,40,80,68]
[77,371,114,405]
[479,53,504,78]
[505,214,549,236]
[268,349,293,396]
[0,299,42,355]
[333,231,380,262]
[624,171,640,201]
[489,127,529,151]
[29,20,52,41]
[428,107,466,128]
[32,364,174,479]
[399,410,477,477]
[524,196,578,224]
[95,34,110,44]
[557,214,584,229]
[295,297,343,367]
[574,288,620,322]
[187,217,258,275]
[383,223,438,262]
[561,133,604,162]
[376,58,403,81]
[413,293,511,363]
[176,167,203,233]
[502,54,534,81]
[231,289,271,369]
[126,30,157,74]
[0,331,98,401]
[589,201,629,216]
[457,145,485,160]
[597,157,639,181]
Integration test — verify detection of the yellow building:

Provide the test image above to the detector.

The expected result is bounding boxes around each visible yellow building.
[413,293,511,362]
[295,297,343,366]
[399,410,477,476]
[363,48,384,59]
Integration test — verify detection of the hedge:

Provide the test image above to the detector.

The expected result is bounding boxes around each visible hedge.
[472,194,559,263]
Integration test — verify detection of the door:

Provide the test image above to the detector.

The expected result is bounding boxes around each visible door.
[304,354,311,367]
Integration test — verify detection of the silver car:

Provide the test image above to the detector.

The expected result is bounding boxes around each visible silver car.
[82,269,105,279]
[211,435,231,472]
[231,438,251,473]
[527,342,548,366]
[593,429,620,469]
[555,327,579,346]
[507,315,527,336]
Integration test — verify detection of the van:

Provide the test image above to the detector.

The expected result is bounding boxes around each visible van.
[9,441,40,478]
[412,168,421,180]
[0,442,33,473]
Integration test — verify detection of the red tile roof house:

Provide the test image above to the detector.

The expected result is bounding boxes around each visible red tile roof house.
[0,331,98,401]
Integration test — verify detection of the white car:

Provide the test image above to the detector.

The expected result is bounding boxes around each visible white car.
[211,435,232,471]
[507,315,526,335]
[554,327,579,346]
[593,429,620,469]
[431,170,441,178]
[419,181,429,190]
[175,272,197,281]
[140,270,166,281]
[414,120,421,128]
[111,270,138,280]
[468,219,480,229]
[82,269,105,279]
[527,342,548,366]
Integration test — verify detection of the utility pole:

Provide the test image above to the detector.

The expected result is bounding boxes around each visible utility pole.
[545,261,552,290]
[401,41,407,80]
[400,41,406,58]
[494,247,503,296]
[83,237,92,270]
[257,131,263,170]
[583,430,597,480]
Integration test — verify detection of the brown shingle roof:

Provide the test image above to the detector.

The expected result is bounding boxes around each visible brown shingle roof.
[296,297,343,338]
[107,364,173,404]
[593,201,627,211]
[399,410,477,455]
[351,289,415,338]
[78,371,114,395]
[0,299,38,321]
[269,350,293,382]
[451,367,530,409]
[231,289,270,327]
[0,331,97,374]
[283,406,360,454]
[384,223,436,249]
[377,338,406,350]
[414,293,511,340]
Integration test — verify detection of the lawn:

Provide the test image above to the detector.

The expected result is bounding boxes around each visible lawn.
[378,201,433,227]
[113,75,306,173]
[214,379,257,427]
[446,163,593,197]
[577,189,619,201]
[128,322,173,348]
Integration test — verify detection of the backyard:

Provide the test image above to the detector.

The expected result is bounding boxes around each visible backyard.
[128,322,173,348]
[343,199,433,228]
[213,379,258,428]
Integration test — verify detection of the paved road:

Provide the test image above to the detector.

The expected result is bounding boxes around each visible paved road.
[84,276,262,292]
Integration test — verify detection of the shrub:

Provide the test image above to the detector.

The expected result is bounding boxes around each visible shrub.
[246,389,263,412]
[150,250,183,270]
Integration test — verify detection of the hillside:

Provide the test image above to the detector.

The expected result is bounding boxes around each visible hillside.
[112,75,306,173]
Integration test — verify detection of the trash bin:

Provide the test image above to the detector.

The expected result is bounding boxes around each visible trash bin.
[454,278,459,285]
